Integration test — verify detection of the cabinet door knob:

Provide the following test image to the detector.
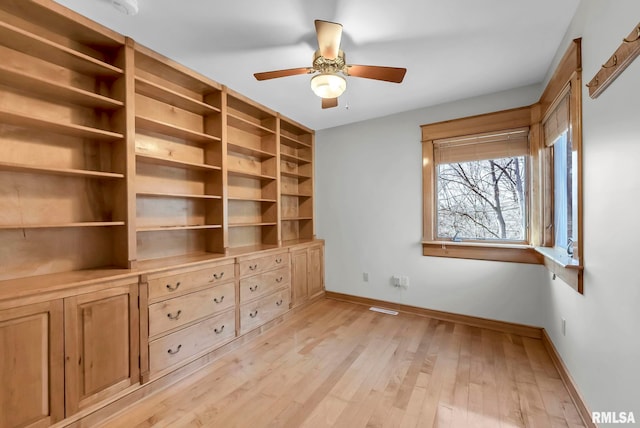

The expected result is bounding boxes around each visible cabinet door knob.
[214,325,225,334]
[213,296,224,304]
[249,285,259,292]
[167,344,182,355]
[275,276,283,283]
[249,310,258,318]
[249,264,258,271]
[166,282,181,291]
[212,272,224,280]
[166,310,182,320]
[275,257,282,264]
[275,299,283,306]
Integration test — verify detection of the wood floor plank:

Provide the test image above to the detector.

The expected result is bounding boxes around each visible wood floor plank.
[97,299,586,428]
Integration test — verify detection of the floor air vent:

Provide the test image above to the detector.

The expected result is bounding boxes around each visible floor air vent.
[369,307,398,315]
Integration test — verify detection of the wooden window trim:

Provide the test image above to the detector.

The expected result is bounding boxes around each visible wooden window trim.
[533,38,584,293]
[421,107,538,264]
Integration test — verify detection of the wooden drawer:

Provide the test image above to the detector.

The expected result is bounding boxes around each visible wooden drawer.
[238,251,289,278]
[149,309,235,374]
[146,261,235,302]
[239,289,290,334]
[148,282,235,338]
[239,266,290,304]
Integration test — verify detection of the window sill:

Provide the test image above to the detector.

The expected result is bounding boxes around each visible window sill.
[534,247,583,293]
[422,241,543,264]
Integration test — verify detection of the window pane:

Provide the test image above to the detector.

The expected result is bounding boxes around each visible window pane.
[436,156,527,241]
[553,131,576,250]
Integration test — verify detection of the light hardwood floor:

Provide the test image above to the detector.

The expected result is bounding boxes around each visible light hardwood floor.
[99,299,585,428]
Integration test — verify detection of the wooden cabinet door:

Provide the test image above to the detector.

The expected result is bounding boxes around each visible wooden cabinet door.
[0,300,64,428]
[290,248,308,307]
[308,244,324,298]
[64,282,139,416]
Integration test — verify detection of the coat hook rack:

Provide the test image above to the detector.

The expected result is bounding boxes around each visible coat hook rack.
[586,22,640,98]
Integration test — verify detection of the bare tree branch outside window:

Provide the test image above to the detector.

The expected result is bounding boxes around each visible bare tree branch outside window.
[436,156,526,241]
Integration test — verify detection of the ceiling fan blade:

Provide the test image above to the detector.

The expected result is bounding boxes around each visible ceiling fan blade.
[315,20,342,60]
[347,65,407,83]
[322,97,338,109]
[254,67,314,81]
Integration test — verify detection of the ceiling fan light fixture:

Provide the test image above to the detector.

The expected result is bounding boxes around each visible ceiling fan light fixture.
[310,73,346,99]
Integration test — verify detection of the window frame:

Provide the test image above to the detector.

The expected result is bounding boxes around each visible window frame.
[421,106,542,264]
[533,39,584,293]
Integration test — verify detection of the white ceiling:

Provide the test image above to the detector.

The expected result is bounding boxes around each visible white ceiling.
[54,0,580,130]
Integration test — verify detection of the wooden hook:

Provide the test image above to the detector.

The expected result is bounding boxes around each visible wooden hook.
[602,55,618,69]
[586,76,598,88]
[623,26,640,43]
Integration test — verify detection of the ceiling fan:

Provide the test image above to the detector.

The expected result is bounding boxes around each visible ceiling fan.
[254,20,407,109]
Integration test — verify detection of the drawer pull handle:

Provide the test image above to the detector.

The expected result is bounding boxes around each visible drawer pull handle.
[214,325,225,334]
[249,285,259,292]
[167,310,182,320]
[249,264,258,271]
[213,272,224,280]
[213,296,224,304]
[167,344,182,355]
[249,310,258,318]
[276,276,283,283]
[276,299,284,307]
[166,282,181,291]
[275,257,282,264]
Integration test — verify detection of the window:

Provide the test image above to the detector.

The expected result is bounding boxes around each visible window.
[421,107,540,264]
[535,39,583,293]
[434,128,529,242]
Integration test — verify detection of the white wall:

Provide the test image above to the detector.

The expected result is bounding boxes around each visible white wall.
[316,0,640,423]
[539,0,640,422]
[316,84,547,328]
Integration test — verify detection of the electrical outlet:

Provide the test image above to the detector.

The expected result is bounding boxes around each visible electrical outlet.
[561,318,566,336]
[363,272,369,282]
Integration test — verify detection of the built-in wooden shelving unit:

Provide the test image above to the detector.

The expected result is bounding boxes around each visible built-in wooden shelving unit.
[225,90,280,250]
[0,3,322,427]
[0,0,132,280]
[279,118,314,243]
[133,45,224,262]
[0,0,316,277]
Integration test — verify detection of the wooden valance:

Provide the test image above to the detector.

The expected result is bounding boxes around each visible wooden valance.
[587,22,640,98]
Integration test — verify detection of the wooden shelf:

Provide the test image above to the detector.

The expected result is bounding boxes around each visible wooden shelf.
[228,196,277,203]
[228,222,277,228]
[282,217,313,221]
[137,191,221,200]
[227,113,275,136]
[227,142,276,160]
[281,170,311,179]
[0,65,123,110]
[0,21,123,78]
[227,169,276,181]
[281,192,312,198]
[137,225,222,232]
[280,133,312,149]
[0,161,124,179]
[136,116,221,144]
[0,109,123,141]
[280,152,311,164]
[0,221,125,230]
[135,153,221,172]
[135,77,220,115]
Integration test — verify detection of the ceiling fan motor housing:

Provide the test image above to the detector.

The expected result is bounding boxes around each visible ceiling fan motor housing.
[313,50,347,75]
